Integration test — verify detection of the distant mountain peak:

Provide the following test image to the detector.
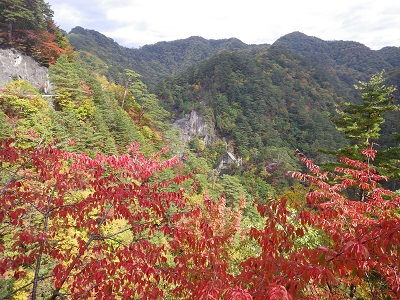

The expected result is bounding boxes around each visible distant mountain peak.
[280,31,316,39]
[273,31,324,48]
[271,31,391,79]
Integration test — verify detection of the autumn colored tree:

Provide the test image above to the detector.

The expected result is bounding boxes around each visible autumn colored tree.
[23,29,66,65]
[168,195,251,299]
[241,148,399,299]
[167,147,399,299]
[0,80,48,119]
[0,138,191,299]
[0,0,71,65]
[162,146,400,299]
[0,80,54,147]
[1,137,399,299]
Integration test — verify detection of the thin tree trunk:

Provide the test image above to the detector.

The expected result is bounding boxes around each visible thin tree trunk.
[121,87,128,109]
[32,185,56,299]
[50,204,114,299]
[8,20,13,42]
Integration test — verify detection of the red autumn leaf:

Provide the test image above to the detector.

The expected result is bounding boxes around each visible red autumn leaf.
[266,284,291,300]
[1,138,399,299]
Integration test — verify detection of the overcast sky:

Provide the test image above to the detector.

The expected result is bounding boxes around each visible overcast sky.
[46,0,400,50]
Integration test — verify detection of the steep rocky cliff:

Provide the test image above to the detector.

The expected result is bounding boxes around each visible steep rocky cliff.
[173,110,216,145]
[0,48,50,92]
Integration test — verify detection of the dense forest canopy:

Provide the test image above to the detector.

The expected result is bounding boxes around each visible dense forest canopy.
[155,50,348,159]
[0,1,400,299]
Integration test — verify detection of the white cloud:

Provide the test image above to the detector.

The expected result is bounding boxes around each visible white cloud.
[50,3,85,30]
[47,0,400,50]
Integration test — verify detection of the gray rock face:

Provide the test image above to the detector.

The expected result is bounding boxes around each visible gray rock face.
[173,110,215,145]
[0,49,50,92]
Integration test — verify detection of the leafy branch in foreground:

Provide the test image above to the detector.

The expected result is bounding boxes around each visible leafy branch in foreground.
[0,139,399,299]
[0,139,190,299]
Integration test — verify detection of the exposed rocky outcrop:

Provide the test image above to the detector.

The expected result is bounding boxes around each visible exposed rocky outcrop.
[0,48,50,92]
[173,110,215,145]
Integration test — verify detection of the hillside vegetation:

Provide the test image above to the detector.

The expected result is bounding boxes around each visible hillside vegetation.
[0,3,400,298]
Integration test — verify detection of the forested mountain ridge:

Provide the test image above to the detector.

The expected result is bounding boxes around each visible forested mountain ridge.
[67,26,269,86]
[268,33,400,155]
[67,27,400,91]
[274,32,393,71]
[273,31,400,88]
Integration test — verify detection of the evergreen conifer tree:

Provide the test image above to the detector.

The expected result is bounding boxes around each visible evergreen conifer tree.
[0,0,53,42]
[0,0,34,41]
[331,71,399,189]
[333,71,397,149]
